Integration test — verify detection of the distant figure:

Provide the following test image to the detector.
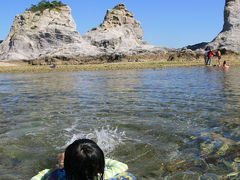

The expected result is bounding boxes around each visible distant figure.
[50,64,56,68]
[204,50,209,65]
[207,50,215,66]
[221,60,229,70]
[216,49,222,66]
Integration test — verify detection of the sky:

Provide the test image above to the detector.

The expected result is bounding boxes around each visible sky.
[0,0,225,49]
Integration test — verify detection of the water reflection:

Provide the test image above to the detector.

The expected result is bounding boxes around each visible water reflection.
[0,67,239,179]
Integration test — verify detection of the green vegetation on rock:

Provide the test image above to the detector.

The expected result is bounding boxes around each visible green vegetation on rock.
[10,34,15,41]
[91,27,97,31]
[113,3,125,10]
[26,0,66,13]
[31,26,37,30]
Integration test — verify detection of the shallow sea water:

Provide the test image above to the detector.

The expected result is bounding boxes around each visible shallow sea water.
[0,66,239,179]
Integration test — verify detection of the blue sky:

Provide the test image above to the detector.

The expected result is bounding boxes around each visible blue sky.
[0,0,225,49]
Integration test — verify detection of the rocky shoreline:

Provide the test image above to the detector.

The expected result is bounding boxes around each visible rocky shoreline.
[2,49,240,66]
[23,50,240,66]
[1,51,240,74]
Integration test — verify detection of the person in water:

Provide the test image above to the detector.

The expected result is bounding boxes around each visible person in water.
[65,138,105,180]
[31,139,136,180]
[221,60,229,70]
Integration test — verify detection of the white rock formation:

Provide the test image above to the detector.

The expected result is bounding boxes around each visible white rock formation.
[0,3,169,61]
[0,5,100,60]
[83,3,168,55]
[207,0,240,51]
[187,0,240,52]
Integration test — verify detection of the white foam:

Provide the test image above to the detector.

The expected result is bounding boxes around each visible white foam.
[60,125,126,155]
[64,124,77,132]
[94,125,126,155]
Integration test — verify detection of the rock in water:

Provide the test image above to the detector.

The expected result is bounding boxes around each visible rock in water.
[0,5,100,60]
[83,3,161,55]
[207,0,240,52]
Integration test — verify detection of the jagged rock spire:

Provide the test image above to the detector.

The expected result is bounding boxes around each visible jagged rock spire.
[223,0,240,31]
[100,4,134,28]
[207,0,240,51]
[83,3,153,54]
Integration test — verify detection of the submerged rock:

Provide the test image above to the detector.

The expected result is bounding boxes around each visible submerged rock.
[233,158,240,172]
[0,5,100,60]
[200,173,219,180]
[167,171,200,180]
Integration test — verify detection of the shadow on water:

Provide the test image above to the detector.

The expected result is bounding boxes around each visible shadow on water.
[0,67,239,179]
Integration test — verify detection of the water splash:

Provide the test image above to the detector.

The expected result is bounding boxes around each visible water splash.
[93,125,126,155]
[61,125,126,155]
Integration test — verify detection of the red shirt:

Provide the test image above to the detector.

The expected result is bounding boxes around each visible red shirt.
[208,51,214,58]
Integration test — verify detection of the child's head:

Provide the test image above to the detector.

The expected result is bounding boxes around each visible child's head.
[64,139,105,180]
[223,60,226,65]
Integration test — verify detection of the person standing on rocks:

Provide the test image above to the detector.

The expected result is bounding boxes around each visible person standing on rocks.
[216,49,222,66]
[207,50,215,66]
[204,49,209,65]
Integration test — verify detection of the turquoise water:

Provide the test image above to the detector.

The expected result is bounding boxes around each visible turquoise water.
[0,66,239,179]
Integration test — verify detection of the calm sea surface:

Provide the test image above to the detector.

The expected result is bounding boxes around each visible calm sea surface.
[0,66,239,179]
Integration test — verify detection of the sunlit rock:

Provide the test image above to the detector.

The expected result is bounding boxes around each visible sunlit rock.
[0,5,100,60]
[83,3,168,55]
[208,0,240,51]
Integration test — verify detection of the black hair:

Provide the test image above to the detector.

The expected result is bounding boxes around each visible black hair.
[64,139,105,180]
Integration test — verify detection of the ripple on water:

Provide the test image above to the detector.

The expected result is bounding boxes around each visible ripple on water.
[0,67,240,179]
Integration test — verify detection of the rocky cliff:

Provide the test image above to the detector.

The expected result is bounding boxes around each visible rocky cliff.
[187,0,240,52]
[0,3,168,61]
[0,5,100,60]
[83,3,168,55]
[207,0,240,52]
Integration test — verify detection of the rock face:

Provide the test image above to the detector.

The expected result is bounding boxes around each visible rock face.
[0,3,168,61]
[0,5,100,60]
[187,0,240,52]
[83,3,167,55]
[207,0,240,51]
